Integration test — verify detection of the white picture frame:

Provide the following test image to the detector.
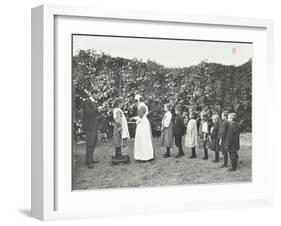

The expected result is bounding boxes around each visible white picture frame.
[31,4,274,221]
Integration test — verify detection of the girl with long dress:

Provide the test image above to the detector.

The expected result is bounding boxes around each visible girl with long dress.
[112,99,130,157]
[185,111,198,158]
[159,103,174,158]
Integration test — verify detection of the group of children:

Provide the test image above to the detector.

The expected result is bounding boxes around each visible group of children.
[160,104,240,172]
[111,95,240,172]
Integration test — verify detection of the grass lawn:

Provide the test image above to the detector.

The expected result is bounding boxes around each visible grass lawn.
[72,133,252,190]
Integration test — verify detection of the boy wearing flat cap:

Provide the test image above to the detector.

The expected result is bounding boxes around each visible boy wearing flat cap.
[225,113,240,171]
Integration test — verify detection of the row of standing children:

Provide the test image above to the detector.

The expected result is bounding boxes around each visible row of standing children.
[160,104,240,172]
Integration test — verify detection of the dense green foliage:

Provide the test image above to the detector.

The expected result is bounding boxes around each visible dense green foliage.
[73,49,252,139]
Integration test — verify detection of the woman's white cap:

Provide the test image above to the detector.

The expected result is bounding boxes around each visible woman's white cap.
[134,94,142,101]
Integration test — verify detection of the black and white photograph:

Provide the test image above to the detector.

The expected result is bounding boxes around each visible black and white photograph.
[72,34,252,190]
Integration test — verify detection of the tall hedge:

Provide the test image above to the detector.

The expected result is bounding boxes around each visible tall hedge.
[73,49,252,139]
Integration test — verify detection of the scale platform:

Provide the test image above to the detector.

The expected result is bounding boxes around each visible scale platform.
[111,154,130,165]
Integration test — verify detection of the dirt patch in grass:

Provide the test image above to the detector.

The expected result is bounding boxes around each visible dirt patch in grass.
[72,133,252,190]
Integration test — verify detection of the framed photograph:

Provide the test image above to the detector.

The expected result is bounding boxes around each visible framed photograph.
[31,4,274,221]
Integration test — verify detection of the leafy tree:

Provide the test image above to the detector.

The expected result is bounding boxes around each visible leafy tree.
[72,50,252,141]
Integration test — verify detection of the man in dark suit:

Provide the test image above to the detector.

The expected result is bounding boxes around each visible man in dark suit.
[225,113,240,171]
[82,92,99,169]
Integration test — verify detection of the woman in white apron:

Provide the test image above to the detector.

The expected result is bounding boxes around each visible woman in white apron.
[132,94,154,161]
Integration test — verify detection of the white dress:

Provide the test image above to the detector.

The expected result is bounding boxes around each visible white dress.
[185,119,198,148]
[134,103,154,161]
[113,108,130,140]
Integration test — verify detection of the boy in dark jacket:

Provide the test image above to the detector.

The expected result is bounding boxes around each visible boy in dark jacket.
[210,114,221,163]
[225,113,240,171]
[174,105,185,158]
[218,111,229,168]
